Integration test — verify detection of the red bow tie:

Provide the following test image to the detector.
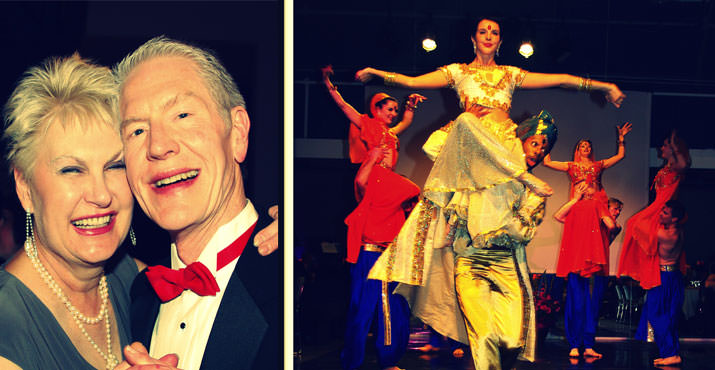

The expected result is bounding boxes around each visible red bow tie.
[146,262,220,302]
[145,221,257,302]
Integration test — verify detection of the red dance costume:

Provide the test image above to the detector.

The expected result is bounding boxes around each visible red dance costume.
[556,161,611,277]
[617,165,685,289]
[344,114,420,263]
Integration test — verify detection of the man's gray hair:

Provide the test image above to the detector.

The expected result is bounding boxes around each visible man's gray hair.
[113,36,245,127]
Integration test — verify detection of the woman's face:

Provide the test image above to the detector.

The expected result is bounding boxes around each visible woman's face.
[578,141,592,158]
[16,121,133,267]
[374,100,399,125]
[472,19,501,56]
[522,134,548,169]
[659,139,673,160]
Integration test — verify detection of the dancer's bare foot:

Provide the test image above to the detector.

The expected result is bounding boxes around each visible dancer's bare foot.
[517,172,553,197]
[583,348,603,358]
[416,344,439,353]
[655,356,681,365]
[569,358,579,365]
[568,348,580,357]
[452,348,465,358]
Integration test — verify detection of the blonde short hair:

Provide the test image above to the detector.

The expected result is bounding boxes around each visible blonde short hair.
[2,53,118,181]
[113,36,245,128]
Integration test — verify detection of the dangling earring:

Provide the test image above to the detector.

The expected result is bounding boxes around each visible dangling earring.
[473,43,477,55]
[496,44,501,57]
[129,227,137,247]
[25,211,37,258]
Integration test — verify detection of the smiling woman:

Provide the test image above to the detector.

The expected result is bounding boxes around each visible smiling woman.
[0,54,140,370]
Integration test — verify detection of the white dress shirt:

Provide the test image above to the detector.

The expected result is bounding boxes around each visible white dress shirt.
[149,200,258,370]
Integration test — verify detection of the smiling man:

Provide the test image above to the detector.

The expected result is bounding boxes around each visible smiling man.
[114,36,281,370]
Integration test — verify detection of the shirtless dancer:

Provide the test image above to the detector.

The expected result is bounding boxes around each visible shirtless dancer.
[637,200,686,366]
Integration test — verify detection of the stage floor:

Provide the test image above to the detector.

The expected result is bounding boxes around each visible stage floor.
[296,336,715,369]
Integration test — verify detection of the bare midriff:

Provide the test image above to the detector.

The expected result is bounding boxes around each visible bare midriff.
[465,104,510,123]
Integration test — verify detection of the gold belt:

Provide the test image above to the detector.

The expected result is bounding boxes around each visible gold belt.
[362,243,387,253]
[660,264,676,272]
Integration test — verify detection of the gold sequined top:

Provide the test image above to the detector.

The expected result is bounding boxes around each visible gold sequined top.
[438,63,527,113]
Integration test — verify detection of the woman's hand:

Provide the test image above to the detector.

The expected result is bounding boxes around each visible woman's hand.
[617,122,632,140]
[355,67,375,83]
[668,129,678,148]
[605,84,626,108]
[254,205,278,256]
[321,65,334,80]
[321,65,336,90]
[407,93,427,107]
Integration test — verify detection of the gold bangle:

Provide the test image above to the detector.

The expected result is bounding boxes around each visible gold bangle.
[405,102,417,111]
[384,73,396,86]
[584,78,592,91]
[577,77,585,91]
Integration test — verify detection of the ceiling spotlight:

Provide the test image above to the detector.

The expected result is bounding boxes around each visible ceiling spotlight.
[519,41,534,58]
[422,36,437,52]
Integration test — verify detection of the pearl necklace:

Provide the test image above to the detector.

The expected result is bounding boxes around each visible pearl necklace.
[24,238,119,369]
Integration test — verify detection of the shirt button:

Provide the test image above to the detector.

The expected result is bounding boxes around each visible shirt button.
[180,322,186,329]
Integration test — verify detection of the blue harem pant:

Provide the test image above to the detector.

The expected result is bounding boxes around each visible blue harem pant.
[564,273,607,349]
[636,270,683,358]
[341,250,410,369]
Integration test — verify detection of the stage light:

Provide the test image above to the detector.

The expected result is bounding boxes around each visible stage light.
[519,41,534,58]
[422,36,436,52]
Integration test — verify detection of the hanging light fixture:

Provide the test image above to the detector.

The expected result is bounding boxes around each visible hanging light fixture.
[519,41,534,58]
[422,35,437,52]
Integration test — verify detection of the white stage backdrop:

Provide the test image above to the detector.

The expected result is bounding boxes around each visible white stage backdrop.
[366,85,651,275]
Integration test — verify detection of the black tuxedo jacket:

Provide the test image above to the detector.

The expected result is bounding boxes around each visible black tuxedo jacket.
[130,227,282,370]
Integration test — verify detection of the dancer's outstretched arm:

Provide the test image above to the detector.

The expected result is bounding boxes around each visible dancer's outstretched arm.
[355,67,448,89]
[521,72,626,108]
[322,66,362,126]
[603,122,632,168]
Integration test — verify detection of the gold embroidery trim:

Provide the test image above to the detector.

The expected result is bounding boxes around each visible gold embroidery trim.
[660,264,676,272]
[363,243,386,253]
[409,200,435,285]
[381,280,391,345]
[439,66,455,88]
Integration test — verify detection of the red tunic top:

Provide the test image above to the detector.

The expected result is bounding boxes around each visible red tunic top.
[617,165,686,289]
[344,115,419,263]
[556,161,611,277]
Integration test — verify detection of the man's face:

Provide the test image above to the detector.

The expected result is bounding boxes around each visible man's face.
[522,134,547,169]
[659,206,676,225]
[120,56,249,233]
[608,203,623,220]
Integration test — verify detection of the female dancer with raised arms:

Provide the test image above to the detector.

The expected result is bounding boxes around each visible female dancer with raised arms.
[323,66,426,370]
[360,18,626,370]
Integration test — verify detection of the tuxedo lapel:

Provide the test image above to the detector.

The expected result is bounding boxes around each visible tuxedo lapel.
[200,235,268,370]
[129,268,162,348]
